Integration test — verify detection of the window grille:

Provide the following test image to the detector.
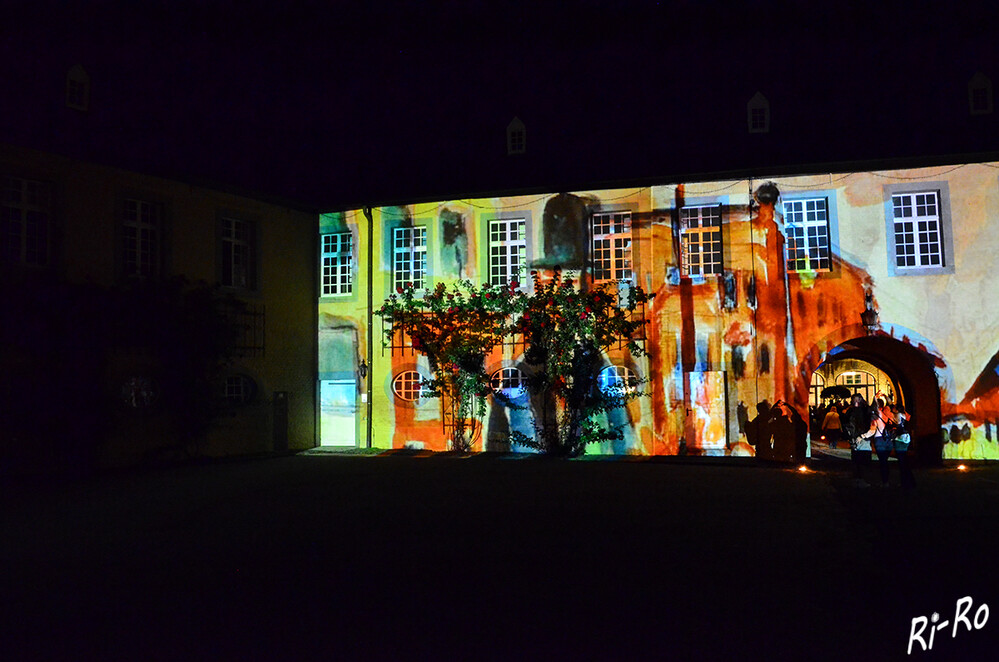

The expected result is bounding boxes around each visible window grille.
[680,205,723,276]
[322,232,353,295]
[592,212,633,282]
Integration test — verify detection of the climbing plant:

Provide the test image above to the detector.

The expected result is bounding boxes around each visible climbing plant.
[376,280,519,452]
[513,268,651,456]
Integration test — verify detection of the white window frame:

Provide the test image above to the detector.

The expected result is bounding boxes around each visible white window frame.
[891,191,944,270]
[487,218,527,286]
[782,197,831,272]
[680,205,723,276]
[597,365,639,395]
[321,232,353,296]
[837,370,876,404]
[490,367,526,399]
[883,182,954,276]
[223,374,256,406]
[220,216,254,289]
[591,211,633,282]
[122,198,162,279]
[392,370,430,402]
[1,175,53,267]
[393,226,427,291]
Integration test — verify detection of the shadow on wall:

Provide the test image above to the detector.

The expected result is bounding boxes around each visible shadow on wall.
[745,399,807,463]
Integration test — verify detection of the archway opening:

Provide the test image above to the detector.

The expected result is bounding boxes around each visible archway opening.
[808,335,942,464]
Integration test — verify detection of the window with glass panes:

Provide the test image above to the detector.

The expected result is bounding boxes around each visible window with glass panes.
[680,205,723,276]
[598,365,639,395]
[892,192,943,269]
[783,197,830,272]
[221,217,254,288]
[322,232,352,295]
[490,367,526,398]
[1,176,52,266]
[122,198,162,278]
[393,370,429,401]
[592,211,632,281]
[488,219,526,286]
[393,227,427,290]
[223,374,256,405]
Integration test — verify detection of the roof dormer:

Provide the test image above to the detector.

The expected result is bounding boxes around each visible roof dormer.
[507,117,526,155]
[747,92,770,134]
[968,72,993,116]
[66,64,90,112]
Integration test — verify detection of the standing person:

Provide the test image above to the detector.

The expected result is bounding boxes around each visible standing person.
[841,393,872,485]
[769,401,795,462]
[747,402,774,460]
[862,398,893,487]
[821,403,842,449]
[889,403,916,490]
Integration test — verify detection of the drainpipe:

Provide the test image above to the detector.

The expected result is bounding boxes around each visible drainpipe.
[363,205,374,449]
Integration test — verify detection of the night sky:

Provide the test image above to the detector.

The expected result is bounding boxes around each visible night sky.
[3,1,997,210]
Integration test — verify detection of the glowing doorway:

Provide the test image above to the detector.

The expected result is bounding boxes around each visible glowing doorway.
[320,379,357,446]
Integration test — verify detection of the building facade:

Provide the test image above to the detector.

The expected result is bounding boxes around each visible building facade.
[319,159,999,461]
[1,143,317,469]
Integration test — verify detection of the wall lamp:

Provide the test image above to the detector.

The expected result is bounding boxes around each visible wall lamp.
[860,290,879,335]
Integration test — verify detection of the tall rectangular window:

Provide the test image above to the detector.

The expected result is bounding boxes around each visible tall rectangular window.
[122,198,162,279]
[221,216,255,289]
[393,226,427,290]
[783,197,830,272]
[592,211,632,282]
[680,205,723,276]
[488,218,526,286]
[322,232,352,296]
[1,176,52,266]
[892,192,943,269]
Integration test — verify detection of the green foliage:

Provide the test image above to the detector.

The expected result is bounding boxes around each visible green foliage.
[376,280,519,452]
[374,269,650,456]
[514,268,651,456]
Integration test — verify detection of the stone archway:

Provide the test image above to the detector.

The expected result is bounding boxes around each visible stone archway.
[809,335,943,464]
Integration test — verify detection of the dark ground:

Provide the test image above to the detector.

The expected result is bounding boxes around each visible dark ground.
[3,452,998,661]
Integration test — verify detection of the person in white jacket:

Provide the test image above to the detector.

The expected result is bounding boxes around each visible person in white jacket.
[861,394,896,487]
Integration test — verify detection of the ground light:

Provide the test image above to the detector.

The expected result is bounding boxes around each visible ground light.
[797,465,810,473]
[958,464,968,471]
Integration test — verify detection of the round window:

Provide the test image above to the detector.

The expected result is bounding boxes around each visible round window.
[393,370,429,402]
[224,374,257,405]
[490,367,526,399]
[597,365,639,395]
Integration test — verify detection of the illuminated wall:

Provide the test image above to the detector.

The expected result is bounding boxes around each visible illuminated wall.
[319,161,999,460]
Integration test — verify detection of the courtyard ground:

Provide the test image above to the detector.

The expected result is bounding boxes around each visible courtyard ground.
[2,451,998,661]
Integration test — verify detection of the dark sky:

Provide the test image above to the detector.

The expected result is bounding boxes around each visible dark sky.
[3,1,997,210]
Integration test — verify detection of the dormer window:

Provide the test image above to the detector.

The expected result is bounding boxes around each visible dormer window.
[968,72,993,115]
[507,117,526,155]
[66,64,90,112]
[747,92,769,133]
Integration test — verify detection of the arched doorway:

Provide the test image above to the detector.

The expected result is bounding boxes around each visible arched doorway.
[809,335,943,464]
